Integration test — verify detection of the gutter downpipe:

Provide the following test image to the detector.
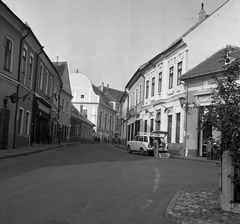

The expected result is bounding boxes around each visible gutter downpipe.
[13,26,30,148]
[184,84,189,157]
[30,45,44,145]
[58,84,63,144]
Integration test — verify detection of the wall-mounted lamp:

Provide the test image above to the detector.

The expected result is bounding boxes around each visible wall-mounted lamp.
[145,109,153,116]
[4,93,19,107]
[179,96,200,113]
[179,97,187,108]
[159,102,170,113]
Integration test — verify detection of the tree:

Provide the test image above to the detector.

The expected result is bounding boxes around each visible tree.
[203,50,240,207]
[203,54,240,155]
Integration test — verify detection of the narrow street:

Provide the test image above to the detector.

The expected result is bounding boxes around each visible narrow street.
[0,143,219,224]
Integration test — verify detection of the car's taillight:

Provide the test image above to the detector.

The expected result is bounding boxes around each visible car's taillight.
[148,143,151,148]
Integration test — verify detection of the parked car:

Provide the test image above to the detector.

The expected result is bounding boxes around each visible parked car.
[127,131,170,157]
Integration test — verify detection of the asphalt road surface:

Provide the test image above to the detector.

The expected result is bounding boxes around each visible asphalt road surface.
[0,143,219,224]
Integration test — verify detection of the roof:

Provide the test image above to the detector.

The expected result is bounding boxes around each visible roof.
[53,62,67,77]
[0,1,63,86]
[99,86,124,103]
[125,1,230,85]
[125,62,148,89]
[71,104,95,127]
[180,46,240,81]
[92,84,114,110]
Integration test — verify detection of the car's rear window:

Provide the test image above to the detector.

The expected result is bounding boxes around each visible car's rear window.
[144,136,148,142]
[138,136,143,141]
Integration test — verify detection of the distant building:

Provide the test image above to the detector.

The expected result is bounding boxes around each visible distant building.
[70,104,95,142]
[70,72,120,143]
[97,82,124,143]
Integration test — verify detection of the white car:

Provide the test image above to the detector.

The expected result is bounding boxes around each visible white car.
[127,131,170,157]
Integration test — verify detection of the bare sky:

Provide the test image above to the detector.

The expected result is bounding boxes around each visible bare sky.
[3,0,227,91]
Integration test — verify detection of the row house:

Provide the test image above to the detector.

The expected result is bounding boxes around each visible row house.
[125,63,146,141]
[98,82,124,143]
[53,62,73,142]
[122,0,240,156]
[70,72,118,143]
[180,46,240,157]
[70,104,95,142]
[0,1,64,148]
[120,90,128,145]
[0,1,23,148]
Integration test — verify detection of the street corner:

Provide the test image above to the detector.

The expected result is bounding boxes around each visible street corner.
[166,188,240,224]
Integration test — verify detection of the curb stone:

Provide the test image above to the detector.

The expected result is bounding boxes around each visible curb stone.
[0,142,77,160]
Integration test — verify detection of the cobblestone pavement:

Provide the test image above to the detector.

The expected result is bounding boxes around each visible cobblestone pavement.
[166,189,240,224]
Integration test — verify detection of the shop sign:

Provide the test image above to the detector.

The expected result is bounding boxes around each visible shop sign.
[38,101,50,114]
[195,94,212,105]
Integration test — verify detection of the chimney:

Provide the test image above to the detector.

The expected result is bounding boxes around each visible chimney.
[80,105,83,113]
[101,82,104,91]
[106,84,109,89]
[198,3,206,23]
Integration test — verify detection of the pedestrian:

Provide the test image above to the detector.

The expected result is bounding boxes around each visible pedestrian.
[153,137,159,157]
[98,137,100,143]
[206,137,213,160]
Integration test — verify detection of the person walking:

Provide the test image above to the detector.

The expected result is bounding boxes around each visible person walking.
[153,137,159,158]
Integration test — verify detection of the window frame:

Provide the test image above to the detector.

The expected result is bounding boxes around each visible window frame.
[177,62,182,86]
[49,76,53,97]
[38,63,43,89]
[45,70,49,94]
[28,53,34,89]
[146,80,149,99]
[21,46,27,78]
[25,110,31,135]
[151,77,155,97]
[158,72,162,93]
[169,66,174,89]
[167,115,172,143]
[175,113,181,143]
[18,108,24,135]
[4,37,13,72]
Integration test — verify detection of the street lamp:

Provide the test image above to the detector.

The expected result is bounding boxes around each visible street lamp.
[179,97,187,109]
[178,88,200,156]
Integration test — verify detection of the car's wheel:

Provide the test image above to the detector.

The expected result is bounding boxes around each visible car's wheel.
[140,148,145,156]
[127,145,132,153]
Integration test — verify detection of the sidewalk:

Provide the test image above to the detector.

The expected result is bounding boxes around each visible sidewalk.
[0,142,77,160]
[115,144,217,163]
[115,144,240,223]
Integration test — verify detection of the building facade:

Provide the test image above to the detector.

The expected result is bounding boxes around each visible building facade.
[0,2,24,149]
[53,62,73,142]
[0,1,64,148]
[70,72,117,143]
[180,46,240,156]
[70,104,95,142]
[123,1,240,156]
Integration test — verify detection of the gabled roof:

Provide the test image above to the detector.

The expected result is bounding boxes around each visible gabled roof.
[53,62,67,77]
[92,84,114,110]
[127,1,230,83]
[180,46,240,81]
[53,61,72,96]
[71,104,95,127]
[125,62,148,89]
[99,86,124,103]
